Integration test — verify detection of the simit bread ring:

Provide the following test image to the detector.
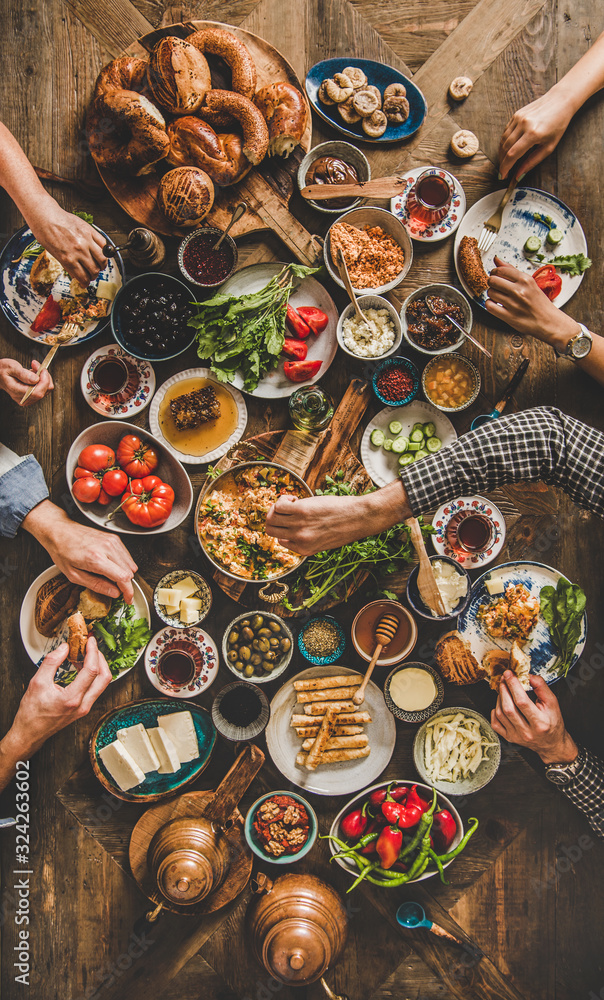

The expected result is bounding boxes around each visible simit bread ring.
[202,89,269,164]
[352,89,380,117]
[325,73,354,103]
[449,76,473,101]
[93,56,149,98]
[458,236,489,295]
[318,80,336,106]
[254,82,307,157]
[384,82,406,99]
[362,109,387,138]
[343,66,367,89]
[167,117,249,185]
[338,96,361,124]
[187,26,256,100]
[451,128,479,157]
[383,94,409,123]
[86,91,170,175]
[147,37,211,115]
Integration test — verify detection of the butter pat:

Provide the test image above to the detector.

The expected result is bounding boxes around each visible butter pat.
[485,576,505,596]
[96,278,120,301]
[432,559,468,616]
[147,727,181,774]
[158,711,199,763]
[99,740,145,791]
[117,723,160,773]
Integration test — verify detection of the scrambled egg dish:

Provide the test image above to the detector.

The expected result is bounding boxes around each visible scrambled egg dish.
[478,583,539,642]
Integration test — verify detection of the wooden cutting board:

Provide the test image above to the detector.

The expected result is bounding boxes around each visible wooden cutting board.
[198,378,373,615]
[94,20,320,264]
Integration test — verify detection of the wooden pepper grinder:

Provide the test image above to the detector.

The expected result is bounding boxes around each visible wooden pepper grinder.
[104,227,166,268]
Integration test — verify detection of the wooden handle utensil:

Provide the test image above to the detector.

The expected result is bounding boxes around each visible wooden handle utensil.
[353,613,399,704]
[405,517,447,616]
[20,324,78,406]
[302,175,408,201]
[337,249,369,325]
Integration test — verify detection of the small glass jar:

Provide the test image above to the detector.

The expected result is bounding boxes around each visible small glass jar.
[289,386,334,431]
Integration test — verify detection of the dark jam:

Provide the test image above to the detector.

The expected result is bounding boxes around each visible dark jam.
[220,686,262,727]
[182,230,235,286]
[90,357,128,395]
[158,650,195,685]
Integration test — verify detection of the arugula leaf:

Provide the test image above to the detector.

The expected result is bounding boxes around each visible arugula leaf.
[540,578,587,677]
[549,253,592,276]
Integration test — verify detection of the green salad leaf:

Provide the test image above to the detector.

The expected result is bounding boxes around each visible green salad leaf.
[540,578,587,677]
[92,599,151,678]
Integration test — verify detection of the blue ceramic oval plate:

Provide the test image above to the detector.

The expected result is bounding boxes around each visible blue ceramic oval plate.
[90,698,216,802]
[305,58,427,144]
[457,561,587,686]
[0,224,124,344]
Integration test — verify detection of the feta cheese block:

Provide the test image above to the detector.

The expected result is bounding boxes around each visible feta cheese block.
[180,605,200,624]
[147,727,181,774]
[98,740,145,791]
[485,576,505,596]
[116,723,160,773]
[171,576,199,600]
[156,587,180,606]
[158,711,199,763]
[181,597,202,612]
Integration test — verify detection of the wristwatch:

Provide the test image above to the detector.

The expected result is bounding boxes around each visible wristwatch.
[545,747,586,786]
[554,323,593,362]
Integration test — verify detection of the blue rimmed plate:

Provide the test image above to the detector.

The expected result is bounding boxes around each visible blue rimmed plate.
[305,58,427,144]
[0,224,124,344]
[457,560,587,686]
[90,698,216,802]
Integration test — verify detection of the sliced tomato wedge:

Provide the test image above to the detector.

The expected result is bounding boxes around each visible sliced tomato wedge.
[30,295,62,334]
[533,264,562,301]
[283,359,323,383]
[282,338,308,361]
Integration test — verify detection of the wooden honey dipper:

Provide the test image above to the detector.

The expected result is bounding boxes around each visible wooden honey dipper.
[353,613,400,705]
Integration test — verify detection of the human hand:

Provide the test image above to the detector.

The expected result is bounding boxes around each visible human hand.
[491,670,578,764]
[0,357,53,406]
[22,501,137,602]
[486,256,580,348]
[10,638,112,754]
[29,202,107,287]
[498,90,574,180]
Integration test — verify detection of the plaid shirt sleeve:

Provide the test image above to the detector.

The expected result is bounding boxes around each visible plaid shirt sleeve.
[400,406,604,519]
[559,749,604,838]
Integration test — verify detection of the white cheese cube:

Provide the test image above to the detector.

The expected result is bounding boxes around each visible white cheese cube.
[158,711,199,763]
[181,597,202,612]
[164,606,180,617]
[485,576,505,596]
[147,727,181,774]
[96,278,120,301]
[171,576,199,600]
[116,723,160,773]
[98,740,145,791]
[156,587,180,606]
[180,604,200,624]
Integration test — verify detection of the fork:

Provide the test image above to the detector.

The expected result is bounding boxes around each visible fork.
[20,322,79,405]
[476,175,518,254]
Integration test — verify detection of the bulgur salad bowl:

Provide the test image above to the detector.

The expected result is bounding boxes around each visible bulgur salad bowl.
[196,462,313,583]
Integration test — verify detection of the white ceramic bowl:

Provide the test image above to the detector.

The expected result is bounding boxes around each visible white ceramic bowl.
[413,707,501,795]
[336,295,402,360]
[422,353,481,413]
[222,610,294,684]
[324,206,413,294]
[297,141,371,214]
[351,600,417,667]
[401,283,473,356]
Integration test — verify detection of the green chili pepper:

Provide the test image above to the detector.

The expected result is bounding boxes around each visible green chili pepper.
[435,817,479,863]
[428,848,449,884]
[347,860,378,893]
[323,830,380,859]
[400,787,437,860]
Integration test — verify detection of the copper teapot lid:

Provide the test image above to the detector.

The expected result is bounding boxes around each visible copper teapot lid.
[155,848,214,905]
[263,919,330,983]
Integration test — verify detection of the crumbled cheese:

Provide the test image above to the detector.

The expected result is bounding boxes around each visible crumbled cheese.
[341,308,396,358]
[432,559,468,615]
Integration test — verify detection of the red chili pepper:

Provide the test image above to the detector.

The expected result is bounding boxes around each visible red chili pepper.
[368,782,406,809]
[375,368,415,402]
[432,809,457,853]
[376,826,403,869]
[283,359,322,383]
[360,819,380,854]
[382,786,422,828]
[30,295,62,334]
[340,804,368,841]
[406,785,431,815]
[533,264,562,301]
[282,337,308,361]
[382,800,405,825]
[286,303,312,339]
[296,306,328,335]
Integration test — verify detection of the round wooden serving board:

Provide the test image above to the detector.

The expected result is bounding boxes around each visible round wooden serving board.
[93,20,318,262]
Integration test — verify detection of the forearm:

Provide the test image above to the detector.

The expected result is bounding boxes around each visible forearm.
[549,30,604,118]
[21,498,69,549]
[0,123,56,230]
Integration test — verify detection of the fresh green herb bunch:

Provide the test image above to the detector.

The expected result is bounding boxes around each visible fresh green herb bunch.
[93,599,151,678]
[540,577,587,677]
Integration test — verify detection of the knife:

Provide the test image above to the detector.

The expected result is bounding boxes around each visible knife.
[301,175,408,201]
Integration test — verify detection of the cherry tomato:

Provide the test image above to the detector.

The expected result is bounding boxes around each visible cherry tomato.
[78,444,115,473]
[102,468,128,497]
[72,475,102,504]
[533,264,562,301]
[283,359,323,383]
[117,434,159,478]
[122,476,174,528]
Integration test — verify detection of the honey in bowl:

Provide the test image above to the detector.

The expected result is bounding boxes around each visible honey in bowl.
[158,376,239,458]
[353,601,414,664]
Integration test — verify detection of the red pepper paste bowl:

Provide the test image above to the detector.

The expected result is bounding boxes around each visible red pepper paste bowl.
[245,790,318,865]
[371,355,420,406]
[178,226,238,290]
[329,780,463,883]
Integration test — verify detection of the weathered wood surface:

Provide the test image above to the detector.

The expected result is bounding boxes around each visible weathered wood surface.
[0,0,603,999]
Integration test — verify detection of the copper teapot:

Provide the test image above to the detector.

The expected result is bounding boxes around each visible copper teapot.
[246,872,349,990]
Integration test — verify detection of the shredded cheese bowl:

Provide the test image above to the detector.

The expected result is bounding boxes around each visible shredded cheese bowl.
[196,461,312,583]
[413,707,501,795]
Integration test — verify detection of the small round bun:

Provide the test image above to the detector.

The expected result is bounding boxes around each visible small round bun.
[158,166,215,228]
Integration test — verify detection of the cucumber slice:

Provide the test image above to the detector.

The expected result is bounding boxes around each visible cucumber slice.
[407,441,422,452]
[414,449,429,461]
[398,453,415,467]
[410,428,425,444]
[370,428,385,447]
[422,421,436,438]
[426,436,442,453]
[388,420,403,435]
[524,235,542,254]
[391,436,409,454]
[383,438,394,452]
[546,228,564,246]
[411,422,424,434]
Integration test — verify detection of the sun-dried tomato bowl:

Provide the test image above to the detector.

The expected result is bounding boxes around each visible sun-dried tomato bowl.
[244,790,318,865]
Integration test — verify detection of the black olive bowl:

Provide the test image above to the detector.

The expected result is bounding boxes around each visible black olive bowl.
[111,272,196,362]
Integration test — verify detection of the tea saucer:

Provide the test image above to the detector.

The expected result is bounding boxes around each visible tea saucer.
[431,495,506,568]
[80,344,155,419]
[144,626,219,699]
[390,166,466,242]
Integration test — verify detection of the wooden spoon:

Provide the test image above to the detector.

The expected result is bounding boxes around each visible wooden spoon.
[405,517,447,616]
[336,248,370,326]
[353,613,400,705]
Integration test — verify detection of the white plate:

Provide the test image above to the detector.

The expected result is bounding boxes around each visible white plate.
[453,186,588,309]
[431,495,506,569]
[361,401,457,488]
[80,345,155,419]
[149,368,247,465]
[265,664,396,796]
[390,166,466,242]
[19,565,149,681]
[457,560,587,686]
[215,264,339,398]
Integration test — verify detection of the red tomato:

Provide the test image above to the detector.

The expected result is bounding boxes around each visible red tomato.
[78,444,115,473]
[533,264,562,301]
[296,306,328,335]
[72,475,102,503]
[102,468,129,497]
[283,359,323,383]
[282,338,308,361]
[30,295,62,334]
[97,488,112,506]
[122,476,174,528]
[117,434,159,478]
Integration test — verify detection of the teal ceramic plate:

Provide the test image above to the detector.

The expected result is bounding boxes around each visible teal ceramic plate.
[90,698,216,802]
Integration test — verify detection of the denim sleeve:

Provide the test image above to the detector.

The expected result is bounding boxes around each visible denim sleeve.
[0,454,49,537]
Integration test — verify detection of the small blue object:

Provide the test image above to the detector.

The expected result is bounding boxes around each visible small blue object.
[298,616,346,665]
[372,356,420,406]
[244,790,318,865]
[396,901,432,929]
[406,554,472,622]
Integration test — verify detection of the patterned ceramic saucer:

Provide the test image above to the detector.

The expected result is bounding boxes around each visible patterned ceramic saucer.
[431,495,506,568]
[390,166,466,242]
[80,344,155,418]
[144,626,219,699]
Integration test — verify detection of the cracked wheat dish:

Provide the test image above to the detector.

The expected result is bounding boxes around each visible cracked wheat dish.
[197,465,309,580]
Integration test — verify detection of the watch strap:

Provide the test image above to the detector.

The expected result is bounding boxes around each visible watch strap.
[545,747,586,785]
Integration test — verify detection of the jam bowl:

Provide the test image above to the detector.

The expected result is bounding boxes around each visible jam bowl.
[178,227,238,290]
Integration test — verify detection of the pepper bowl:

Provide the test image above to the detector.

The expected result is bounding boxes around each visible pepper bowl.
[371,356,420,406]
[329,779,463,883]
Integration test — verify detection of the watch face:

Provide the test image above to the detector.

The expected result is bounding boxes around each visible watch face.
[572,335,592,359]
[546,767,571,786]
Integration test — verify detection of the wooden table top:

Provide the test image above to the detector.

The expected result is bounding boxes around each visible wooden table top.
[1,1,603,999]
